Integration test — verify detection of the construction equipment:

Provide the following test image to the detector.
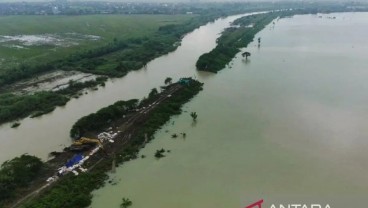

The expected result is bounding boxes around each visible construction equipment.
[69,137,103,151]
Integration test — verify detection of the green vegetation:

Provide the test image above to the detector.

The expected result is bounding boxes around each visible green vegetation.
[196,12,280,73]
[23,171,107,208]
[164,77,172,85]
[0,3,309,125]
[196,5,354,73]
[0,2,358,126]
[121,198,133,208]
[155,148,166,159]
[57,76,108,96]
[70,99,138,138]
[0,10,241,125]
[0,13,218,86]
[190,112,198,121]
[148,88,159,99]
[0,15,193,73]
[0,92,68,124]
[119,79,203,161]
[0,14,200,125]
[22,79,203,208]
[0,77,107,125]
[11,122,20,128]
[0,3,290,86]
[0,155,44,206]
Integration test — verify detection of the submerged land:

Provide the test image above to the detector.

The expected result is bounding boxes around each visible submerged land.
[1,1,368,208]
[1,78,203,208]
[195,7,361,73]
[1,1,364,125]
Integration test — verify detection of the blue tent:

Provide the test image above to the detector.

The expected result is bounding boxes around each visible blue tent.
[65,153,83,168]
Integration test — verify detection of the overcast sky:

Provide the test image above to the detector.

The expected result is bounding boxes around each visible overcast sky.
[0,0,367,3]
[0,0,366,2]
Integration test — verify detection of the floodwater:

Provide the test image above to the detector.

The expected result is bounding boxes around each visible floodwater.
[90,12,368,208]
[0,13,250,164]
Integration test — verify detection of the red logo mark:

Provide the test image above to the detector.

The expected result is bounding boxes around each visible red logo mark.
[245,199,264,208]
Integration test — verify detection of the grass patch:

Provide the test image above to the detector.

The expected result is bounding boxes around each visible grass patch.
[0,14,193,71]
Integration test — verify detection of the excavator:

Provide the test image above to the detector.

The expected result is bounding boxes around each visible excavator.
[69,137,103,152]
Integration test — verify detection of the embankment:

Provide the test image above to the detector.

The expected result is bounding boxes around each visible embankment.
[3,78,203,208]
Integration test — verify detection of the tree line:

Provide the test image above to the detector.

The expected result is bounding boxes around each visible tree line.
[196,12,280,73]
[0,77,107,125]
[0,155,45,206]
[21,79,203,208]
[196,5,358,73]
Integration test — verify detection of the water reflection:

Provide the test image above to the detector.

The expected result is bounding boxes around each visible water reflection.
[196,71,215,80]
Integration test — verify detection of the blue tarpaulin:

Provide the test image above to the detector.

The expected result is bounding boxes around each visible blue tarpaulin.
[65,153,83,168]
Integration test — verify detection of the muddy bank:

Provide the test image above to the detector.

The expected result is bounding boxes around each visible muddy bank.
[0,70,99,95]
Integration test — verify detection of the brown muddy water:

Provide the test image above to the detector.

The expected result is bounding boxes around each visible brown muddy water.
[89,12,368,208]
[0,13,251,164]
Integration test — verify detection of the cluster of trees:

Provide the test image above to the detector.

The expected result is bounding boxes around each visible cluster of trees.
[0,14,202,87]
[0,3,281,87]
[22,79,203,208]
[0,62,57,87]
[0,92,68,124]
[196,5,349,73]
[70,99,139,138]
[121,198,132,208]
[0,77,108,125]
[0,155,44,206]
[0,19,205,126]
[1,4,313,125]
[0,16,196,125]
[127,78,203,149]
[196,12,280,73]
[58,77,108,96]
[23,171,108,208]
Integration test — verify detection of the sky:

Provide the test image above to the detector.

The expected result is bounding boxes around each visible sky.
[0,0,366,2]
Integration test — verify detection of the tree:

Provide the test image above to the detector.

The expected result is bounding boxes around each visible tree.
[155,148,166,159]
[164,77,172,85]
[148,88,158,98]
[242,51,251,59]
[121,198,132,208]
[190,112,197,121]
[0,155,44,202]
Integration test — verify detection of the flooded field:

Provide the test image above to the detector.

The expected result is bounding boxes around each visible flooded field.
[0,33,100,48]
[0,70,99,95]
[0,12,246,164]
[0,14,191,69]
[1,11,367,207]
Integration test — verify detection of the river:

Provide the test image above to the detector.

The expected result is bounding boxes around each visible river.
[89,12,368,208]
[0,14,252,164]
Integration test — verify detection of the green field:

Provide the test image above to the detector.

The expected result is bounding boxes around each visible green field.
[0,14,193,70]
[0,14,198,123]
